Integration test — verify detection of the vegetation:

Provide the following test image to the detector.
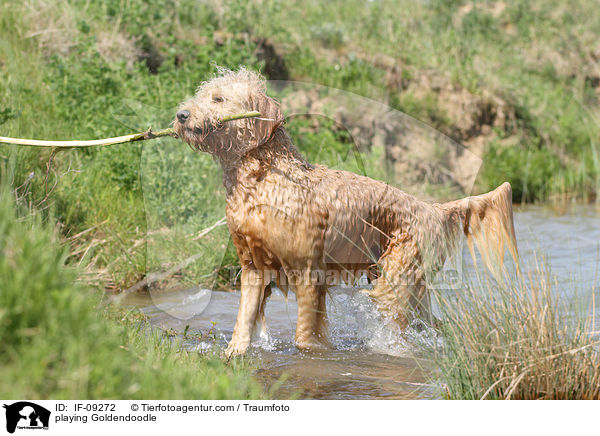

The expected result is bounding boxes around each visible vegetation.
[428,266,600,400]
[229,0,600,202]
[1,0,598,286]
[0,190,263,399]
[0,0,598,399]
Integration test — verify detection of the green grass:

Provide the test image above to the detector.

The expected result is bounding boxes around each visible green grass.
[0,0,398,288]
[228,0,600,202]
[0,0,599,399]
[1,0,598,288]
[0,0,264,287]
[0,189,263,399]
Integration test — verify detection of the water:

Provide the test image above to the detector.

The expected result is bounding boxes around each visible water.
[512,204,600,296]
[119,204,600,399]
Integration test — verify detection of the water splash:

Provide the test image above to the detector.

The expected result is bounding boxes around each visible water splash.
[327,287,442,357]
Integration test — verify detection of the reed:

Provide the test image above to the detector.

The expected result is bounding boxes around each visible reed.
[428,263,600,400]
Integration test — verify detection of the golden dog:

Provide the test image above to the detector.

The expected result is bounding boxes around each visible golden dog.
[174,67,518,357]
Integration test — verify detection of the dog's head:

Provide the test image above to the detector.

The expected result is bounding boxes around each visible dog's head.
[174,67,284,158]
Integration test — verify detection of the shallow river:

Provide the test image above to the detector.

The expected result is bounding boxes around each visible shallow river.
[120,204,600,399]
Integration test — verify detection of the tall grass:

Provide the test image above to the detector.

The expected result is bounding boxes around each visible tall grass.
[228,0,600,201]
[428,265,600,399]
[0,0,395,289]
[0,190,263,399]
[1,0,598,295]
[0,0,261,288]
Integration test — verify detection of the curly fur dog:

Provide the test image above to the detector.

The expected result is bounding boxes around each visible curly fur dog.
[174,67,519,357]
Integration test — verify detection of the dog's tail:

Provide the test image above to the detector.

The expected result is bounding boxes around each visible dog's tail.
[442,182,519,278]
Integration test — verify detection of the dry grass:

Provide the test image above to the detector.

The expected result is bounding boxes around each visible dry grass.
[429,260,600,400]
[22,0,80,56]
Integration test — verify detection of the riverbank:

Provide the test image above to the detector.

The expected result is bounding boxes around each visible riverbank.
[0,194,264,399]
[115,204,600,399]
[1,0,599,400]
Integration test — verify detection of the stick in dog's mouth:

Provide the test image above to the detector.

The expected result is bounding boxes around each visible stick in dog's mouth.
[182,111,276,151]
[0,111,266,148]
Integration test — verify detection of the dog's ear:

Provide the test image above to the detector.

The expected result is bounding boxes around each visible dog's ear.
[248,94,285,147]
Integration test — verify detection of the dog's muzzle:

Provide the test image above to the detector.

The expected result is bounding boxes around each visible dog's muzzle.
[176,110,190,124]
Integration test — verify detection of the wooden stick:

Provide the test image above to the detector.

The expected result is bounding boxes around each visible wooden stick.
[0,128,175,149]
[0,111,261,148]
[122,215,227,294]
[219,111,261,122]
[191,216,227,240]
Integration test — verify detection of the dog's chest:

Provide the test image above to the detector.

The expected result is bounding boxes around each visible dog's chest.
[225,169,329,264]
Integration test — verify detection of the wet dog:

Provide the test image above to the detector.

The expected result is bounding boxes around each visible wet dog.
[174,67,518,357]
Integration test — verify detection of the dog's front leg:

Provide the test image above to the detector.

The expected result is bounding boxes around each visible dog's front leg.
[294,269,330,351]
[225,267,264,358]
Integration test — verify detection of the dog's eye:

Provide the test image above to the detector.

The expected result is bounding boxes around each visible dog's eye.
[212,96,225,103]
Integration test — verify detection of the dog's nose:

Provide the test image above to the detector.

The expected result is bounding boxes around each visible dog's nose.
[177,110,190,123]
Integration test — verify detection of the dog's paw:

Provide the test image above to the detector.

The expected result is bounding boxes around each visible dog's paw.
[222,341,249,360]
[295,337,331,353]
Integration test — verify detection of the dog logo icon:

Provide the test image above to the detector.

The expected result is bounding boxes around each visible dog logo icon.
[3,402,50,433]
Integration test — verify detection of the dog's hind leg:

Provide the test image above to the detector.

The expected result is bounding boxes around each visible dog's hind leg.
[367,233,429,328]
[255,283,272,338]
[225,267,266,357]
